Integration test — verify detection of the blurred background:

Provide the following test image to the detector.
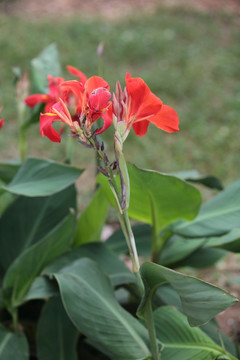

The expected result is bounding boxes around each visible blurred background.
[0,0,239,187]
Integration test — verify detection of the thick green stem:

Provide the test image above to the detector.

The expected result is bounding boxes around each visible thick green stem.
[10,307,18,333]
[144,302,161,360]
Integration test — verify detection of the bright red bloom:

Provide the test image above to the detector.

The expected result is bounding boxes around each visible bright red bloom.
[40,98,73,143]
[117,73,179,137]
[0,107,4,130]
[24,75,64,113]
[0,119,4,130]
[67,65,87,84]
[40,76,112,142]
[61,76,112,134]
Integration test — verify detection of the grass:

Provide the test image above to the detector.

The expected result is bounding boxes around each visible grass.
[0,7,239,188]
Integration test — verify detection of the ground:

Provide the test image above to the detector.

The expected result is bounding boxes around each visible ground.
[1,0,240,18]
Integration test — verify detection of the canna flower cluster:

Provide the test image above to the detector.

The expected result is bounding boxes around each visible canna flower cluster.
[25,66,179,144]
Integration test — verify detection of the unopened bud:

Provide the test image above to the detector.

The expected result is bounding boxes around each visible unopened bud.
[97,42,104,57]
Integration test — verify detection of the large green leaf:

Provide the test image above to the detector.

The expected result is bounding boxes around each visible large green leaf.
[137,262,238,326]
[54,258,151,360]
[25,277,58,301]
[73,186,109,246]
[3,158,83,197]
[0,325,29,360]
[37,297,78,360]
[3,212,75,307]
[0,192,15,218]
[106,224,152,256]
[176,247,228,269]
[31,43,62,93]
[0,161,21,183]
[159,235,206,266]
[206,228,240,252]
[154,306,237,360]
[171,179,240,238]
[0,185,76,271]
[44,242,135,287]
[172,170,223,190]
[98,163,201,234]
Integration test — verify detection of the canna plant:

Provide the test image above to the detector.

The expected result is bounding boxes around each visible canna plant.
[0,43,239,360]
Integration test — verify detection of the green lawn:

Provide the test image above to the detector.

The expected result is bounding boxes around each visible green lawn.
[0,7,239,186]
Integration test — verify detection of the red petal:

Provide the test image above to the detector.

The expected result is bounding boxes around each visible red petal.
[125,73,163,121]
[88,88,111,111]
[24,94,50,107]
[0,119,4,130]
[132,120,150,137]
[85,76,110,97]
[47,75,64,99]
[67,65,87,84]
[150,104,179,133]
[95,105,113,135]
[40,113,61,142]
[52,99,72,126]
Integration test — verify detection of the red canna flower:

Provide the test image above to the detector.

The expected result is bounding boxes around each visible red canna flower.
[25,75,64,113]
[39,76,112,142]
[61,76,112,134]
[113,73,179,140]
[0,107,4,130]
[40,98,73,143]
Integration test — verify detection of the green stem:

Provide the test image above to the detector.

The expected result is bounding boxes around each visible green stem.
[17,101,27,163]
[65,134,74,164]
[86,134,159,359]
[144,302,161,360]
[11,308,18,333]
[121,210,144,296]
[152,230,172,263]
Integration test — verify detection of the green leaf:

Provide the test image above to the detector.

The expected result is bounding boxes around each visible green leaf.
[0,325,29,360]
[172,170,223,190]
[206,229,240,252]
[159,235,206,266]
[54,258,151,360]
[176,247,227,269]
[0,161,21,183]
[44,242,135,287]
[106,224,152,256]
[25,277,58,301]
[73,186,109,247]
[137,262,238,326]
[200,320,238,357]
[31,43,62,93]
[98,163,201,233]
[4,158,83,197]
[154,306,237,360]
[0,192,15,218]
[3,212,75,307]
[37,297,78,360]
[0,185,76,272]
[171,179,240,238]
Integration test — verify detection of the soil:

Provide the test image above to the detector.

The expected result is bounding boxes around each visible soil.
[1,0,240,19]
